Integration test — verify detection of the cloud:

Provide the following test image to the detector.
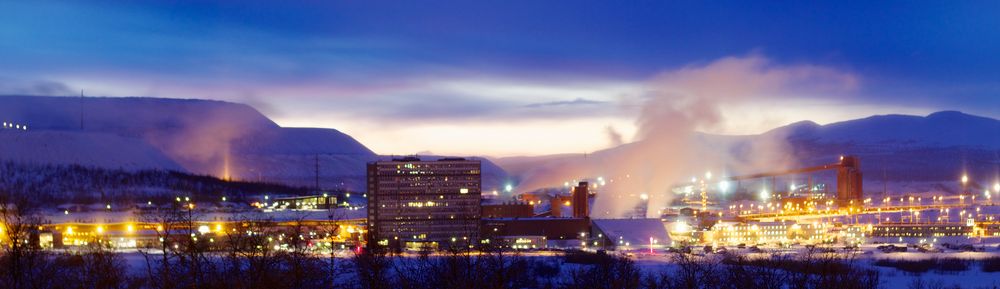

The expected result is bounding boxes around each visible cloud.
[637,54,859,134]
[265,78,639,125]
[0,78,75,96]
[523,97,607,108]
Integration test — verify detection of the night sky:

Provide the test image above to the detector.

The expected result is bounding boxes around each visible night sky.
[2,1,999,156]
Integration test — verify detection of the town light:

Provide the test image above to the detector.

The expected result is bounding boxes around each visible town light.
[672,221,690,233]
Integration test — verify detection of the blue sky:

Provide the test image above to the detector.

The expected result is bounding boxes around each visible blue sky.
[2,1,999,156]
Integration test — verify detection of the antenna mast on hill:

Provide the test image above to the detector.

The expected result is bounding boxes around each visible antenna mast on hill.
[314,154,321,192]
[79,90,84,130]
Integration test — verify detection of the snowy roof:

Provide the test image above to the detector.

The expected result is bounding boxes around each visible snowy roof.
[592,218,670,247]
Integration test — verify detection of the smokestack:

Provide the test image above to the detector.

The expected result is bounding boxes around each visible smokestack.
[573,182,589,218]
[837,155,863,204]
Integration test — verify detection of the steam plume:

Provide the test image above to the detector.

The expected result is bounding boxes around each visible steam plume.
[514,54,858,217]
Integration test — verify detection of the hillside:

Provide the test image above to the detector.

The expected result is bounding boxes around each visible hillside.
[0,130,183,171]
[0,161,310,204]
[0,95,509,192]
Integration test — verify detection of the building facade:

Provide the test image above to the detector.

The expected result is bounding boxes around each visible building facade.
[367,157,482,250]
[871,223,972,238]
[482,202,534,218]
[707,221,827,246]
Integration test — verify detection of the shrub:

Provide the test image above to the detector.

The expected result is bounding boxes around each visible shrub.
[981,257,1000,273]
[933,258,969,273]
[873,259,936,274]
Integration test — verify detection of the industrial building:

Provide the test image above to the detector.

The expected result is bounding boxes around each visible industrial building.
[481,202,534,218]
[366,157,482,250]
[479,181,595,249]
[591,218,670,250]
[481,217,589,243]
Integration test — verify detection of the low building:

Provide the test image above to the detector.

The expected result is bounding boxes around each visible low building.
[871,222,972,238]
[482,218,589,243]
[484,235,548,250]
[591,218,670,250]
[270,195,338,210]
[977,221,1000,237]
[482,202,534,218]
[707,221,827,246]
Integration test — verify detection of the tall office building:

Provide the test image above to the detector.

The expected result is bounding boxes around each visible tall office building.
[366,157,481,250]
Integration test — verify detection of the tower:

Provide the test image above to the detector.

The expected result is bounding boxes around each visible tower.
[572,182,589,218]
[837,156,863,204]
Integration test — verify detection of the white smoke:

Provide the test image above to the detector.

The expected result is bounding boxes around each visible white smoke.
[514,54,859,217]
[605,126,624,147]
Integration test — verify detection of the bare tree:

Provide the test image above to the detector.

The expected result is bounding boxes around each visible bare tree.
[56,242,135,289]
[136,200,217,289]
[353,246,392,289]
[0,191,47,288]
[561,251,642,289]
[219,212,283,289]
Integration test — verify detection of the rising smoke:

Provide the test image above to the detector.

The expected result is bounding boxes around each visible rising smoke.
[513,54,859,218]
[605,126,624,147]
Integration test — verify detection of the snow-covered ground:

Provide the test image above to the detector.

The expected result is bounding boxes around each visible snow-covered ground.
[109,247,1000,288]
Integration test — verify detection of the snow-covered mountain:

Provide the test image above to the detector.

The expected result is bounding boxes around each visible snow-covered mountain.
[499,111,1000,195]
[0,95,507,191]
[770,111,999,149]
[775,111,999,194]
[0,130,183,171]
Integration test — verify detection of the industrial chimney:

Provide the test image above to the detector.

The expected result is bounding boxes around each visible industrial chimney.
[572,182,589,218]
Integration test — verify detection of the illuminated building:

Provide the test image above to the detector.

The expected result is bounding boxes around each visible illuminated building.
[871,223,972,238]
[707,221,826,246]
[979,222,1000,237]
[366,157,482,250]
[269,195,337,210]
[487,235,547,250]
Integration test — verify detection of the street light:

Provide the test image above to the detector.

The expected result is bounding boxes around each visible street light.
[961,174,969,194]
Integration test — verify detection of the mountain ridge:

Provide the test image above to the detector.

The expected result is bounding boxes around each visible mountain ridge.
[0,95,508,192]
